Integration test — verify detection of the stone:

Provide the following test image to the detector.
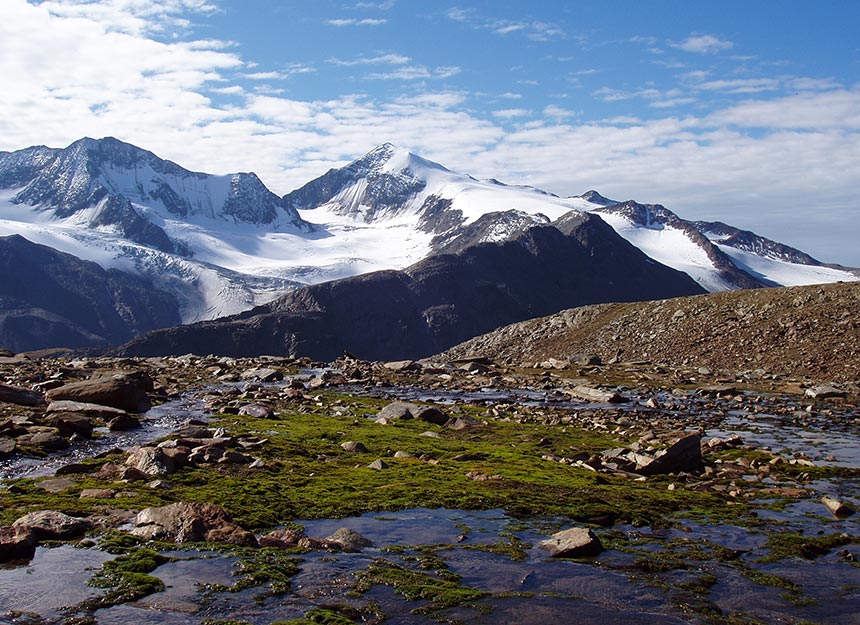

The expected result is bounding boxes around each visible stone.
[26,432,70,451]
[240,368,283,382]
[377,401,417,421]
[47,371,153,413]
[412,405,449,426]
[325,528,373,552]
[451,453,487,462]
[805,385,848,400]
[238,403,275,419]
[46,400,127,420]
[0,436,16,458]
[0,526,37,563]
[130,502,257,546]
[12,510,91,540]
[341,441,369,453]
[42,412,93,438]
[383,360,420,372]
[259,527,306,549]
[0,383,45,407]
[570,385,627,404]
[367,459,388,470]
[173,424,213,439]
[697,385,739,398]
[636,434,703,476]
[126,446,176,476]
[36,478,78,493]
[80,488,115,499]
[539,527,603,558]
[55,462,94,475]
[574,354,602,366]
[447,416,483,431]
[107,413,141,431]
[822,496,855,519]
[393,451,413,458]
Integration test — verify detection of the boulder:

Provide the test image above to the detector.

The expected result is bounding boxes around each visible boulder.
[42,412,93,438]
[107,413,141,431]
[377,402,417,421]
[25,431,70,451]
[126,446,176,476]
[341,441,369,453]
[238,404,275,419]
[130,502,258,546]
[240,368,283,382]
[325,528,373,552]
[822,496,855,519]
[173,424,213,439]
[636,434,703,476]
[46,400,127,420]
[0,436,16,458]
[570,385,627,404]
[805,385,848,400]
[0,526,37,563]
[383,360,421,372]
[12,510,91,540]
[539,527,603,558]
[412,405,449,426]
[0,383,45,407]
[47,371,153,413]
[368,459,388,470]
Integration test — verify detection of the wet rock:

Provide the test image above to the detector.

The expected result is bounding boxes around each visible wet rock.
[238,403,275,419]
[341,441,369,453]
[368,459,388,470]
[107,413,141,431]
[0,526,37,563]
[25,431,70,451]
[12,510,91,540]
[56,462,95,475]
[697,385,739,398]
[570,385,627,404]
[805,385,848,400]
[46,371,152,413]
[822,496,856,518]
[259,527,306,549]
[46,400,126,420]
[131,502,258,546]
[126,446,176,476]
[539,527,603,558]
[42,412,93,438]
[0,383,45,407]
[325,527,373,552]
[173,424,213,439]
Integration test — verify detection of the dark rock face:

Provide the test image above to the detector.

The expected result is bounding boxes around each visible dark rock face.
[119,213,706,361]
[0,234,180,352]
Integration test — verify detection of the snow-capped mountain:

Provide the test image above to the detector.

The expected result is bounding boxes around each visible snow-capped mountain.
[1,137,857,352]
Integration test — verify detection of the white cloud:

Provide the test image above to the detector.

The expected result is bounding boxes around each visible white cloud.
[327,18,386,26]
[670,34,733,54]
[492,108,531,119]
[694,78,781,94]
[543,105,578,119]
[445,7,564,41]
[328,54,410,66]
[365,65,460,80]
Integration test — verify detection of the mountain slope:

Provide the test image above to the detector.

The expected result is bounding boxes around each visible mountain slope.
[117,212,706,360]
[0,234,180,352]
[441,281,860,383]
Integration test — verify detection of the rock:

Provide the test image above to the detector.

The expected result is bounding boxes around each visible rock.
[131,502,258,546]
[0,436,16,458]
[447,416,483,431]
[636,434,703,476]
[46,400,126,420]
[570,385,627,404]
[805,385,848,400]
[0,383,45,407]
[36,478,78,493]
[0,526,37,563]
[341,441,369,453]
[173,424,213,439]
[56,462,95,475]
[539,527,603,558]
[42,412,93,438]
[259,527,306,549]
[573,354,602,366]
[238,403,275,419]
[451,453,487,462]
[240,368,283,382]
[377,402,416,421]
[46,371,152,413]
[412,405,449,426]
[26,431,70,451]
[383,359,421,372]
[126,446,176,476]
[325,528,373,552]
[107,413,141,431]
[148,479,173,490]
[12,510,91,540]
[80,488,115,499]
[368,459,388,470]
[393,451,413,458]
[697,385,739,398]
[822,496,856,518]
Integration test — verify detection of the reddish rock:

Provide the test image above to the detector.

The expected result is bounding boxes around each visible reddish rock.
[47,371,153,413]
[12,510,91,541]
[130,502,258,546]
[0,383,45,407]
[0,526,37,563]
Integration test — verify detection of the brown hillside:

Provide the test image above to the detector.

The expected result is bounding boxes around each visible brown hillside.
[442,281,860,384]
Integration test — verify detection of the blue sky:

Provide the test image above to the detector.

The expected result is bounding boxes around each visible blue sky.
[2,0,860,264]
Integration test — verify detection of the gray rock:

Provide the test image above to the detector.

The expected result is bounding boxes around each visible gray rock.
[240,368,283,382]
[36,478,78,493]
[80,488,115,499]
[0,436,16,458]
[0,525,37,563]
[107,413,141,431]
[46,371,152,413]
[539,527,603,558]
[238,403,275,419]
[0,383,45,407]
[805,385,848,400]
[822,496,855,518]
[42,412,93,438]
[126,446,176,476]
[368,459,388,470]
[636,434,703,476]
[377,401,417,421]
[131,502,257,546]
[341,441,369,453]
[325,527,373,552]
[412,405,449,426]
[383,360,420,372]
[12,510,91,540]
[570,385,627,404]
[26,431,70,451]
[46,400,126,420]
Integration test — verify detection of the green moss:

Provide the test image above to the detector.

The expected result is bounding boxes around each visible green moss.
[85,547,172,608]
[228,547,302,594]
[353,558,488,615]
[759,532,855,562]
[272,606,363,625]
